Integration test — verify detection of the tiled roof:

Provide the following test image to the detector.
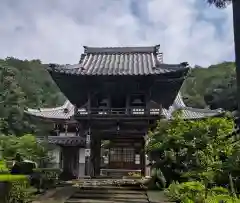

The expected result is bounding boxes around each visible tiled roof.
[37,136,85,147]
[177,107,224,120]
[162,93,224,120]
[25,93,223,120]
[25,101,74,120]
[48,45,189,76]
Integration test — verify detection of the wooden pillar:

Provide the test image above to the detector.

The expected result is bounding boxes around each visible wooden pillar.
[140,136,145,177]
[64,123,68,136]
[146,90,151,114]
[94,138,101,176]
[85,127,92,177]
[126,94,130,114]
[144,133,151,177]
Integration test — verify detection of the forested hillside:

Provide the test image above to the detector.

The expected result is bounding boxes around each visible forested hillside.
[181,62,236,111]
[0,58,65,135]
[0,58,237,136]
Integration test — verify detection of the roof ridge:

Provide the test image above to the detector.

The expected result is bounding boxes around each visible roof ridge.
[83,45,160,54]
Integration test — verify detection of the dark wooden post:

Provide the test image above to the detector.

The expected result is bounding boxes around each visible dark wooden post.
[94,138,101,176]
[146,90,151,115]
[85,127,91,177]
[126,94,130,114]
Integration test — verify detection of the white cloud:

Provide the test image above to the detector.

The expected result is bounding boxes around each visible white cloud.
[0,0,234,66]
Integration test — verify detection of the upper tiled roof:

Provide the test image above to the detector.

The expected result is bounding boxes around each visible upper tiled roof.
[48,45,189,76]
[25,93,223,120]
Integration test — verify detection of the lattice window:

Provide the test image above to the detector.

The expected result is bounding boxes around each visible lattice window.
[110,148,122,162]
[123,148,135,162]
[110,147,135,163]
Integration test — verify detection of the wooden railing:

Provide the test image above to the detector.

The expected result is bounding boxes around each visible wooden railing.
[75,107,161,117]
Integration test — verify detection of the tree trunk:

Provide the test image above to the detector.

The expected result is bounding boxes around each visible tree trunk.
[233,0,240,113]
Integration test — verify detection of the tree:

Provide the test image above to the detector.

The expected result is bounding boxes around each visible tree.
[0,134,51,165]
[0,58,65,136]
[0,64,27,135]
[206,0,240,113]
[182,62,236,110]
[146,111,235,187]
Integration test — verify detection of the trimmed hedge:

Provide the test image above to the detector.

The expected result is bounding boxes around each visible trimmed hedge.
[0,174,32,203]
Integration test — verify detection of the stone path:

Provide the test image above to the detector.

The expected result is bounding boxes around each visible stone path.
[65,185,149,203]
[33,179,169,203]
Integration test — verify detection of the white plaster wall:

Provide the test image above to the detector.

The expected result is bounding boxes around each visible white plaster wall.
[79,148,85,163]
[145,154,151,177]
[78,148,86,177]
[49,146,61,164]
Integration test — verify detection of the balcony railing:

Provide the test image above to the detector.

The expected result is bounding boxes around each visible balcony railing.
[75,107,161,117]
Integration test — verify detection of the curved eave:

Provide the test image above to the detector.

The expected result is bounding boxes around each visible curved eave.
[177,107,224,120]
[47,62,189,76]
[37,136,85,147]
[24,101,76,122]
[162,93,224,120]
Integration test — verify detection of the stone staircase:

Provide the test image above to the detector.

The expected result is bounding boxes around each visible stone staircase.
[65,179,150,203]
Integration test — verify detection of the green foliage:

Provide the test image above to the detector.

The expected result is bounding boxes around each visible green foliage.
[0,160,10,174]
[0,134,50,165]
[182,62,236,111]
[165,181,240,203]
[33,168,62,190]
[0,175,32,203]
[165,181,206,202]
[147,113,235,186]
[147,113,240,201]
[0,58,64,136]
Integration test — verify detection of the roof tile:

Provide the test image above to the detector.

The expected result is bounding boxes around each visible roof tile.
[49,45,189,76]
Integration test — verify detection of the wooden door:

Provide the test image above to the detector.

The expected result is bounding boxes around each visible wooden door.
[109,147,135,169]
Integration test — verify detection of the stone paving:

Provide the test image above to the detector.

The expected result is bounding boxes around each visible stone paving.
[33,179,168,203]
[65,179,150,203]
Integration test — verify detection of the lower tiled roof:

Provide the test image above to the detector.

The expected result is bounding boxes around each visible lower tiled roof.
[25,93,223,120]
[25,101,74,120]
[37,136,85,147]
[162,93,224,120]
[177,107,224,119]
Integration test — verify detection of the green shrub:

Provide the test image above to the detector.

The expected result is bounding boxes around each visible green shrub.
[206,195,240,203]
[33,168,62,190]
[0,174,27,181]
[165,181,240,203]
[0,174,32,203]
[209,186,229,196]
[165,181,205,202]
[0,160,10,174]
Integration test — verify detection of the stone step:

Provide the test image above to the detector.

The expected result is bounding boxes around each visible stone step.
[78,186,144,191]
[65,179,149,203]
[65,198,149,203]
[71,193,147,199]
[75,189,144,194]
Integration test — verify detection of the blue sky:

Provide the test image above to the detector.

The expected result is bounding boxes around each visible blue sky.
[0,0,234,66]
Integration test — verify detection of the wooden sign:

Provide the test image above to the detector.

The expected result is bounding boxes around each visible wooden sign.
[86,134,91,143]
[85,149,91,157]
